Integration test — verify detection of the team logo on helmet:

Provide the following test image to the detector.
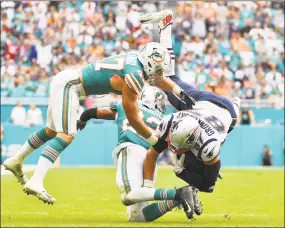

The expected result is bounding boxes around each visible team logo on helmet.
[185,126,199,144]
[149,48,165,63]
[155,91,164,101]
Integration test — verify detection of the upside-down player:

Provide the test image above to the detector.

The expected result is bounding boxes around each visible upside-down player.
[77,86,198,221]
[3,42,195,204]
[139,9,241,216]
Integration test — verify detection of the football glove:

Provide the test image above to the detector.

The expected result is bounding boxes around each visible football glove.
[180,90,196,110]
[173,154,186,174]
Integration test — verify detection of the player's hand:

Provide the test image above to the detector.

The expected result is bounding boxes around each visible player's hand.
[180,90,196,110]
[77,120,86,130]
[173,153,185,174]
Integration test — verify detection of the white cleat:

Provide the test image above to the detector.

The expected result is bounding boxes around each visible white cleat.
[139,10,173,30]
[3,156,28,185]
[23,181,56,205]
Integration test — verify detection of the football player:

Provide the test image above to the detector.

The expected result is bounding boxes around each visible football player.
[3,42,195,204]
[139,9,241,215]
[77,86,196,221]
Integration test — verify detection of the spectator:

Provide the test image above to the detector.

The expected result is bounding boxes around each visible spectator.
[0,1,283,110]
[265,63,283,87]
[10,101,26,126]
[26,104,43,127]
[238,107,256,125]
[262,145,273,166]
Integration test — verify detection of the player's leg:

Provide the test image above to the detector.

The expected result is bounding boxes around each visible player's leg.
[140,10,198,110]
[115,144,181,222]
[3,101,56,185]
[23,69,81,204]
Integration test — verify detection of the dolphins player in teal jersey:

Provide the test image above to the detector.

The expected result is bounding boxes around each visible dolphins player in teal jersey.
[77,86,197,221]
[3,42,196,204]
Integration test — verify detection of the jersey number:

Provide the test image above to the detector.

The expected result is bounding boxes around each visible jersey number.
[122,111,161,134]
[94,58,125,71]
[204,115,225,133]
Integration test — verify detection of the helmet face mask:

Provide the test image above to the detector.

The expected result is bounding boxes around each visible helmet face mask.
[138,42,171,83]
[138,86,167,114]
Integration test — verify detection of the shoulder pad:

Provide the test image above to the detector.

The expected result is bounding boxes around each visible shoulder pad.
[201,140,221,162]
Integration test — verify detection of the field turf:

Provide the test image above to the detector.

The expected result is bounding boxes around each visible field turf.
[1,167,284,227]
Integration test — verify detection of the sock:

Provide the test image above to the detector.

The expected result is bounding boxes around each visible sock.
[31,137,68,184]
[124,187,179,205]
[154,188,178,201]
[16,128,53,161]
[159,24,175,77]
[139,200,181,222]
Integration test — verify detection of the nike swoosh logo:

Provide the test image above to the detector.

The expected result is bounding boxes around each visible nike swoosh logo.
[185,202,192,213]
[140,19,151,23]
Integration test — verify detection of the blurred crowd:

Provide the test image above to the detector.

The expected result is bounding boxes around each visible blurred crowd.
[1,1,284,107]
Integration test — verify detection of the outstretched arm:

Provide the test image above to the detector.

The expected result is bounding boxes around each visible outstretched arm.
[143,147,159,187]
[77,107,117,130]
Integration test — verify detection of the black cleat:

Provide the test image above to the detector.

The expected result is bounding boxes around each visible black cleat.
[179,186,195,220]
[191,186,203,216]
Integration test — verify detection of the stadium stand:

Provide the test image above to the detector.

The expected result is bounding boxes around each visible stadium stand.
[1,1,284,108]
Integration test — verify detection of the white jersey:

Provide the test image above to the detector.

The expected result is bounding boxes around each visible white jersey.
[155,109,228,162]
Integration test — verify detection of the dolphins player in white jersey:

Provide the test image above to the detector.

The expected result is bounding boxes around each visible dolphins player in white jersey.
[77,86,197,221]
[139,10,241,216]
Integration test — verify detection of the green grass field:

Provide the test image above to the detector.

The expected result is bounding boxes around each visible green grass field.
[1,167,284,227]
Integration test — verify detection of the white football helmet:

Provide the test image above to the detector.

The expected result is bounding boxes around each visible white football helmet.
[139,86,167,114]
[167,116,202,154]
[138,42,171,83]
[201,140,221,162]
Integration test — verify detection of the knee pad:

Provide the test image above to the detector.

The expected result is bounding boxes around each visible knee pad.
[119,187,133,206]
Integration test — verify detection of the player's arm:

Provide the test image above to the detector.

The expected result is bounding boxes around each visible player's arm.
[198,141,221,192]
[154,75,196,109]
[77,107,116,130]
[143,117,170,187]
[122,81,157,142]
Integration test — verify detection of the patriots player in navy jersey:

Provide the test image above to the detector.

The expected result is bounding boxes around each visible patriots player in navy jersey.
[139,10,241,217]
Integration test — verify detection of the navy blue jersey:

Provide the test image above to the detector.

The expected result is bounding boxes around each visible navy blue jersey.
[167,76,237,133]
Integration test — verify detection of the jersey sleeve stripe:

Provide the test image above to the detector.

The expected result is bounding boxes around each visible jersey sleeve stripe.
[124,74,138,94]
[125,74,141,94]
[129,73,142,92]
[197,138,218,160]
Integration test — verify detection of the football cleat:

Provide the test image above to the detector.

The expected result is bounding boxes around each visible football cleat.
[139,10,173,30]
[179,186,195,220]
[191,186,203,216]
[23,181,56,205]
[3,156,28,185]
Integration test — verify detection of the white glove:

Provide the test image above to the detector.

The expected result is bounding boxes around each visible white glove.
[143,179,154,188]
[173,153,185,174]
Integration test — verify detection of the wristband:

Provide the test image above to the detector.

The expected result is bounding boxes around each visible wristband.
[172,85,182,97]
[143,179,154,188]
[146,134,158,145]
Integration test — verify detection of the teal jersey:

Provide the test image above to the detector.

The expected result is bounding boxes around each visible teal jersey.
[81,52,145,95]
[111,101,165,150]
